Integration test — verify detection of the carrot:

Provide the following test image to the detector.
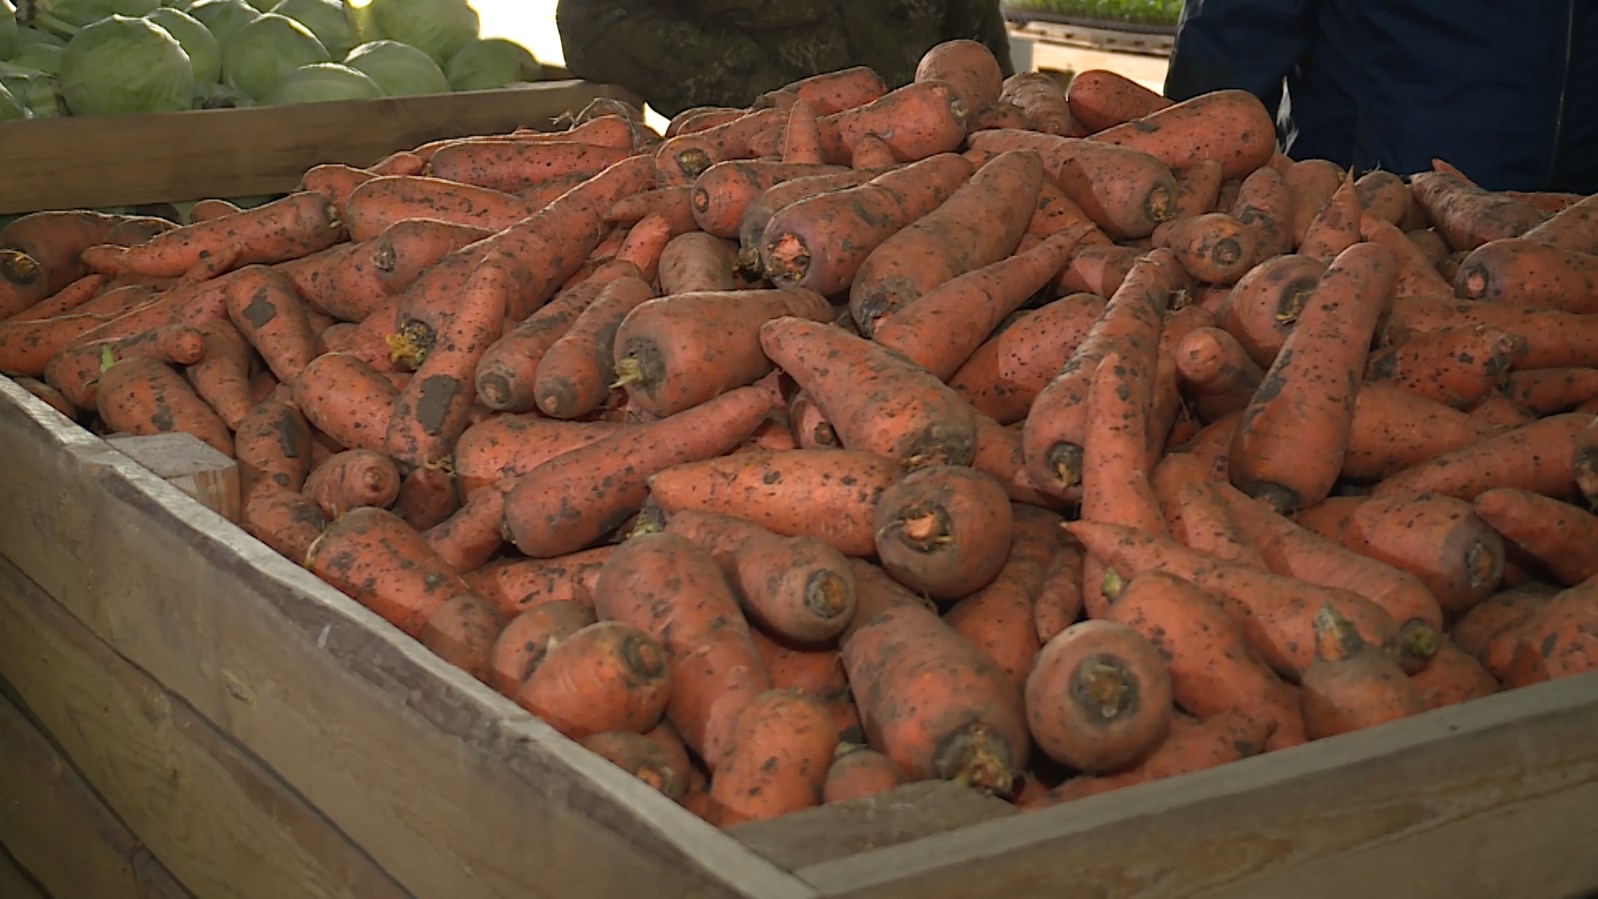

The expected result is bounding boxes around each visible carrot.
[95,356,233,456]
[2,210,158,295]
[1355,170,1424,229]
[1023,249,1182,493]
[1173,326,1263,423]
[503,381,779,558]
[1089,89,1275,180]
[301,449,402,519]
[1300,604,1427,739]
[1384,294,1598,371]
[944,505,1060,684]
[454,415,629,499]
[418,592,505,684]
[1230,242,1397,512]
[303,506,478,636]
[1409,638,1500,711]
[231,400,314,498]
[1373,412,1588,502]
[999,71,1083,137]
[770,98,823,166]
[968,410,1071,509]
[473,221,669,413]
[653,233,737,295]
[968,100,1031,133]
[870,225,1094,381]
[1576,415,1598,508]
[1297,174,1362,263]
[760,316,977,468]
[419,476,515,573]
[1453,238,1598,315]
[823,746,902,803]
[291,352,400,454]
[299,162,378,212]
[655,108,783,184]
[749,628,849,705]
[1067,520,1403,680]
[579,731,690,801]
[396,466,459,531]
[1505,190,1588,218]
[223,265,317,383]
[840,560,1028,791]
[593,531,770,763]
[667,107,744,139]
[514,620,671,739]
[1152,212,1258,285]
[946,325,1031,425]
[1472,488,1598,586]
[760,152,976,296]
[1281,159,1342,248]
[428,141,634,194]
[1408,169,1548,252]
[1364,325,1523,409]
[1502,579,1598,686]
[87,192,342,280]
[1355,218,1452,299]
[44,322,204,409]
[1219,254,1325,368]
[967,129,1179,239]
[915,38,1003,112]
[754,66,889,116]
[1150,453,1266,568]
[1406,228,1451,265]
[688,160,847,238]
[613,287,833,418]
[465,548,615,618]
[275,243,385,324]
[846,132,897,168]
[5,272,106,323]
[531,274,656,421]
[1518,191,1598,255]
[1337,383,1498,482]
[12,377,76,420]
[733,168,883,273]
[1065,68,1172,133]
[1033,545,1085,643]
[708,689,838,825]
[343,175,533,242]
[815,80,969,166]
[240,486,328,561]
[1500,368,1598,416]
[870,465,1012,601]
[1025,619,1173,773]
[603,187,696,238]
[1453,582,1558,679]
[0,248,50,320]
[1169,158,1225,220]
[982,293,1109,425]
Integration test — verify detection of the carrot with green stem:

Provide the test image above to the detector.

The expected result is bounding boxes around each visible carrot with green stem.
[1300,604,1427,739]
[841,559,1029,791]
[966,129,1179,239]
[1472,488,1598,586]
[1026,619,1173,774]
[760,316,978,469]
[1364,325,1523,409]
[1373,412,1589,502]
[1066,520,1403,680]
[96,357,233,456]
[531,273,657,421]
[1230,242,1397,512]
[503,380,781,558]
[1023,249,1182,494]
[1409,169,1547,252]
[944,504,1060,685]
[647,448,902,557]
[612,286,832,418]
[45,323,205,409]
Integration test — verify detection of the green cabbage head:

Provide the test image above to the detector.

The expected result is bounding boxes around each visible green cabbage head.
[8,40,65,74]
[445,37,541,92]
[0,79,27,119]
[222,11,327,101]
[26,0,162,40]
[364,0,475,66]
[60,14,193,116]
[269,60,380,104]
[185,0,261,49]
[270,0,357,59]
[342,38,446,96]
[145,7,220,83]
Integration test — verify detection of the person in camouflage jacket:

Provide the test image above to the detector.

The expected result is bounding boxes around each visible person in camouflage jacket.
[555,0,1016,118]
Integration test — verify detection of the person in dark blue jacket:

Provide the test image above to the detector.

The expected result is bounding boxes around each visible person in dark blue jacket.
[1163,1,1598,194]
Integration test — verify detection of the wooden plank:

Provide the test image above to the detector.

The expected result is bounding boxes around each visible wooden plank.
[0,376,813,899]
[799,672,1598,899]
[107,433,242,523]
[729,782,1017,872]
[0,79,637,213]
[0,685,193,899]
[0,559,408,899]
[0,844,50,899]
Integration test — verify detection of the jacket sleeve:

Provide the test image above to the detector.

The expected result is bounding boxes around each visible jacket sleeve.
[944,0,1017,78]
[554,0,797,118]
[1164,0,1320,113]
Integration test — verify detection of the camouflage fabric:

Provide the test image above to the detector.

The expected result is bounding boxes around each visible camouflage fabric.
[556,0,1015,118]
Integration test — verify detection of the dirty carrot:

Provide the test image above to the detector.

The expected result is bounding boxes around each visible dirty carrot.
[1283,159,1344,248]
[516,620,672,739]
[734,168,881,273]
[96,356,233,456]
[1297,174,1361,263]
[1220,253,1327,368]
[45,322,204,409]
[1408,169,1547,252]
[689,159,849,237]
[1152,212,1258,284]
[944,504,1059,685]
[234,399,314,497]
[532,273,656,421]
[1357,217,1454,297]
[1577,415,1598,508]
[225,265,319,383]
[966,129,1179,239]
[823,745,902,803]
[708,689,839,825]
[1090,89,1276,180]
[1454,238,1598,314]
[428,141,634,194]
[816,80,969,165]
[988,292,1109,420]
[1065,68,1172,133]
[454,415,630,499]
[302,449,401,519]
[486,600,597,697]
[344,174,534,241]
[88,191,342,280]
[1472,488,1598,586]
[1300,605,1427,739]
[1026,619,1174,773]
[1150,452,1266,568]
[1502,580,1598,687]
[872,465,1013,601]
[1365,325,1524,409]
[291,352,400,454]
[1169,158,1225,220]
[240,487,329,562]
[657,232,742,294]
[1409,638,1500,711]
[304,506,480,637]
[1373,412,1589,502]
[1174,326,1264,423]
[1000,71,1083,136]
[419,592,506,685]
[754,65,889,115]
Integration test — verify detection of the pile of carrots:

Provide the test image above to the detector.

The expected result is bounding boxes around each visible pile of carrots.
[2,39,1596,826]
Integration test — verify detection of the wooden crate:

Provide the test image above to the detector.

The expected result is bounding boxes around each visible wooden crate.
[0,73,637,215]
[1,373,1596,899]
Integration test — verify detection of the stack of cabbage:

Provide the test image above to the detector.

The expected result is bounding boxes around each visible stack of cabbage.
[0,0,545,119]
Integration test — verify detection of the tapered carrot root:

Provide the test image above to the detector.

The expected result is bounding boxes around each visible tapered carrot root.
[1034,545,1085,643]
[96,357,233,456]
[1104,571,1305,749]
[841,560,1029,792]
[580,731,690,801]
[872,465,1012,601]
[1364,326,1523,409]
[454,415,629,498]
[824,745,902,803]
[88,192,342,279]
[418,592,505,684]
[487,601,596,696]
[1454,238,1598,314]
[1503,580,1598,686]
[1282,159,1343,248]
[291,353,400,454]
[1300,605,1427,739]
[44,322,204,409]
[689,160,846,237]
[1382,294,1598,371]
[1340,383,1500,482]
[1150,453,1266,568]
[654,108,785,184]
[760,317,978,469]
[1065,68,1172,133]
[943,505,1058,684]
[1174,326,1264,423]
[990,292,1109,420]
[1026,620,1174,773]
[1409,638,1500,711]
[473,267,634,413]
[1000,72,1084,136]
[531,274,655,421]
[1220,253,1326,369]
[301,449,401,519]
[515,620,671,739]
[303,507,480,637]
[708,689,839,825]
[661,510,857,645]
[648,448,901,557]
[1169,159,1225,220]
[465,547,615,617]
[1090,89,1275,180]
[966,129,1179,239]
[1230,243,1397,513]
[816,80,970,165]
[754,66,889,116]
[343,175,533,241]
[1373,412,1589,502]
[1472,488,1598,586]
[1297,175,1361,263]
[1409,169,1547,252]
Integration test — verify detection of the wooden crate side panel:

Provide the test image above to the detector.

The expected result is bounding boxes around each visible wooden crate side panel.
[0,79,637,214]
[0,378,811,899]
[797,672,1598,899]
[0,686,192,899]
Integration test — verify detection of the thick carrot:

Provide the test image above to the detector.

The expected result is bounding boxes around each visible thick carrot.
[815,80,969,166]
[291,352,400,454]
[1152,212,1258,285]
[223,265,318,383]
[344,175,534,241]
[1454,582,1559,679]
[733,168,883,272]
[396,466,459,532]
[1090,90,1275,180]
[823,746,902,803]
[1023,249,1182,493]
[5,272,107,324]
[841,559,1029,791]
[1297,174,1361,263]
[428,141,634,194]
[1065,68,1172,133]
[1220,253,1327,369]
[44,322,204,409]
[1229,242,1398,512]
[1150,452,1266,568]
[1079,350,1168,614]
[419,592,505,684]
[1409,637,1500,710]
[776,99,826,166]
[1283,159,1343,248]
[233,400,314,498]
[871,465,1012,601]
[531,274,656,420]
[657,232,741,294]
[762,317,977,467]
[302,449,401,519]
[1501,368,1598,416]
[647,448,901,557]
[1406,228,1451,265]
[88,192,341,280]
[1067,520,1403,680]
[240,487,328,562]
[1174,326,1264,423]
[850,133,899,168]
[1384,294,1598,371]
[1000,71,1084,136]
[298,162,376,213]
[708,689,838,825]
[754,66,889,116]
[654,108,784,184]
[1364,325,1523,409]
[916,39,1003,113]
[515,620,671,739]
[1301,604,1427,739]
[487,600,597,697]
[580,731,690,801]
[454,415,628,498]
[465,547,615,618]
[303,506,479,637]
[96,357,232,456]
[1104,571,1306,749]
[1409,169,1547,252]
[967,129,1179,239]
[1169,158,1225,220]
[1358,216,1454,298]
[502,381,780,558]
[1373,412,1589,502]
[1473,488,1598,586]
[593,531,771,764]
[613,287,833,418]
[1340,383,1500,482]
[969,100,1031,133]
[3,210,172,297]
[1502,579,1598,686]
[1026,619,1173,773]
[1034,545,1086,643]
[1454,238,1598,314]
[986,293,1108,423]
[969,409,1072,509]
[944,504,1060,684]
[1353,170,1421,229]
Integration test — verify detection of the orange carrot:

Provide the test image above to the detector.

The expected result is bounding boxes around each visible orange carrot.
[1409,169,1547,252]
[184,320,255,431]
[655,108,783,184]
[487,600,597,697]
[1502,579,1598,686]
[396,466,459,531]
[1026,619,1173,773]
[1220,253,1326,368]
[1174,325,1264,423]
[689,160,849,238]
[1500,368,1598,416]
[580,730,690,801]
[44,322,204,409]
[419,592,506,684]
[515,620,672,739]
[984,293,1108,423]
[1300,605,1427,739]
[224,264,318,383]
[1283,159,1343,248]
[302,449,401,518]
[734,168,883,272]
[87,192,341,279]
[1408,637,1499,710]
[823,746,902,803]
[754,66,889,116]
[944,504,1060,684]
[291,352,400,454]
[343,174,534,241]
[1034,545,1085,643]
[1358,216,1454,297]
[1576,415,1598,508]
[850,132,899,168]
[503,381,780,558]
[303,506,479,637]
[1373,412,1589,502]
[454,415,629,498]
[1454,238,1598,314]
[465,547,615,618]
[1090,89,1275,180]
[1150,452,1266,568]
[96,356,232,456]
[815,80,969,165]
[1297,174,1361,263]
[1364,325,1523,409]
[1065,68,1172,133]
[240,486,328,561]
[1453,583,1556,679]
[1230,242,1397,512]
[604,186,699,238]
[1473,488,1598,586]
[871,465,1012,601]
[1339,383,1501,481]
[428,141,634,194]
[1169,158,1225,220]
[915,39,1004,113]
[1384,294,1598,371]
[967,129,1179,239]
[532,273,656,420]
[969,409,1072,509]
[709,689,838,825]
[4,272,107,323]
[298,162,376,212]
[611,287,831,418]
[667,106,742,138]
[233,399,314,498]
[1152,212,1259,285]
[656,232,741,294]
[776,98,825,165]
